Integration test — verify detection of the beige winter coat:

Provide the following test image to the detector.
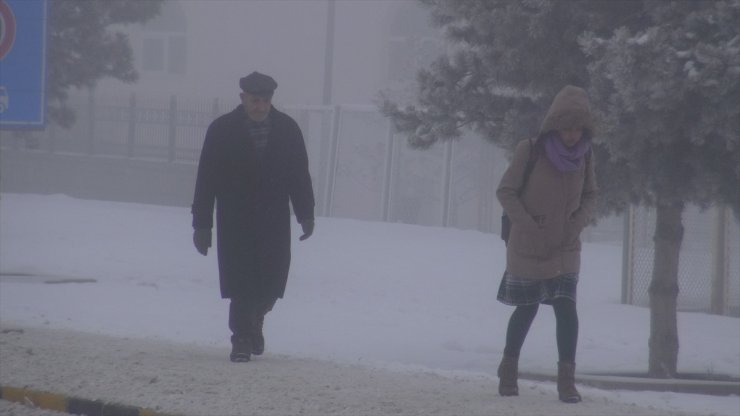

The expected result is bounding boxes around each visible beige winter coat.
[497,85,598,280]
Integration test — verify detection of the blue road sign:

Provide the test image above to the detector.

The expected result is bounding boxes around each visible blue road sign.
[0,0,47,129]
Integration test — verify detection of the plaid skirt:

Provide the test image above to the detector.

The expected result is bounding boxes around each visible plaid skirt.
[497,271,578,306]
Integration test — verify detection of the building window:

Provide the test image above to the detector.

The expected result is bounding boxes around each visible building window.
[168,35,187,75]
[142,38,165,71]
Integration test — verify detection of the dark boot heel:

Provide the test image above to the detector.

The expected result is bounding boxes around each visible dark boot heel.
[497,355,519,396]
[230,337,252,363]
[557,361,582,403]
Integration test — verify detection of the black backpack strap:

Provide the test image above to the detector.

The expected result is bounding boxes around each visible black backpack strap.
[517,138,539,196]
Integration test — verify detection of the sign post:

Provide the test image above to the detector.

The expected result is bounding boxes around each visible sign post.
[0,0,47,129]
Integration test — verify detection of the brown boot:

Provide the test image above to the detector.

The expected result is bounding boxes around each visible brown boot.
[557,361,582,403]
[497,355,519,396]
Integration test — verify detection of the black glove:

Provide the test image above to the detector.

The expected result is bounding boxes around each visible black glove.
[299,220,314,241]
[193,228,212,255]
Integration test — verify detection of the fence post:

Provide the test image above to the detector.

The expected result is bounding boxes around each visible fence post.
[478,141,496,233]
[168,94,177,162]
[212,97,220,120]
[381,121,395,221]
[323,105,342,217]
[87,88,96,155]
[47,121,56,153]
[127,92,136,158]
[710,204,727,315]
[441,140,454,227]
[621,205,635,304]
[316,110,331,216]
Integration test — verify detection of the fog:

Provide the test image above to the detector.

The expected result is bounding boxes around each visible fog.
[2,0,724,247]
[6,0,527,236]
[0,3,738,414]
[98,0,424,106]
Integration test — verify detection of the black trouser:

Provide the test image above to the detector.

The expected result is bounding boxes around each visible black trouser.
[503,298,578,362]
[228,294,277,343]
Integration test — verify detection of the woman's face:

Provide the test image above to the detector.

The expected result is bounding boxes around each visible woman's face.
[558,128,583,148]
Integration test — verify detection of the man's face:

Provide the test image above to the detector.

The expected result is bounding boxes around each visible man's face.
[240,92,272,122]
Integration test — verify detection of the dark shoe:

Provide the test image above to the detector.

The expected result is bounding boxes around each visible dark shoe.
[252,331,264,355]
[497,355,519,396]
[557,361,582,403]
[252,314,265,355]
[230,338,251,363]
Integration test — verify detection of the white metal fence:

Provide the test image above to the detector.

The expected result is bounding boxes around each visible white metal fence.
[623,205,740,316]
[4,89,510,232]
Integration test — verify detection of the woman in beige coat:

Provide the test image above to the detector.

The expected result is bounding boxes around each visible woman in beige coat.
[495,85,597,403]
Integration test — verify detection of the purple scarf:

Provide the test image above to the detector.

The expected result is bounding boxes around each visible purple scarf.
[544,133,591,172]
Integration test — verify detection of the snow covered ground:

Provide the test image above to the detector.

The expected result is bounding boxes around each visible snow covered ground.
[1,193,738,416]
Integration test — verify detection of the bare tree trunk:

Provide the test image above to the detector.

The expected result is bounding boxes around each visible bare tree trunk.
[648,201,684,377]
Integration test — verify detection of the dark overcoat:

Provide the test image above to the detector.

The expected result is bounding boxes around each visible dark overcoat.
[191,105,315,299]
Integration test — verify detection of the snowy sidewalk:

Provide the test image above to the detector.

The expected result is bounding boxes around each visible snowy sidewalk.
[0,324,704,416]
[2,194,739,416]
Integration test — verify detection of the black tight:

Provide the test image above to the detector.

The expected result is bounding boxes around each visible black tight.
[503,298,578,362]
[503,303,539,358]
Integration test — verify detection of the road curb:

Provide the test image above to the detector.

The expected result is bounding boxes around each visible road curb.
[0,385,178,416]
[519,372,740,396]
[2,374,738,416]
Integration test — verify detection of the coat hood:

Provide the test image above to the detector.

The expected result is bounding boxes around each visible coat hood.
[539,85,594,138]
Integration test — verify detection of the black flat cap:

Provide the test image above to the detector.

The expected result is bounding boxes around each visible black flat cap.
[239,71,278,95]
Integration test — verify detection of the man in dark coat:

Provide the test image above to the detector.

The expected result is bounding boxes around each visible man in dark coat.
[191,71,315,363]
